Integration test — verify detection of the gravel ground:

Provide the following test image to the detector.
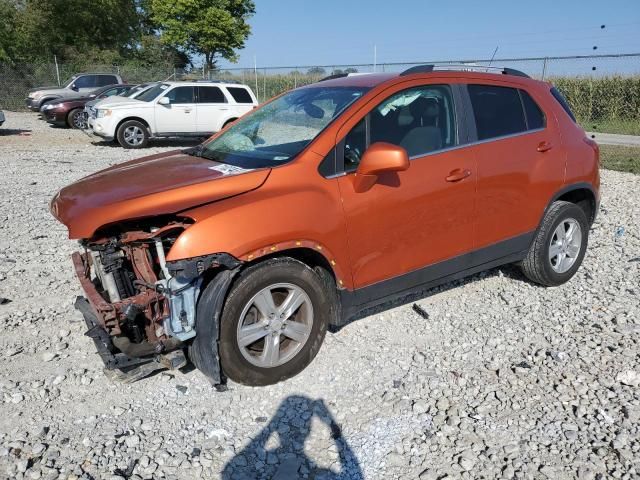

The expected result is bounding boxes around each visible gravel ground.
[0,111,639,480]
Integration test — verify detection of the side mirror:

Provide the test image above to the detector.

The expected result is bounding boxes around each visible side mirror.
[158,96,170,106]
[352,142,409,193]
[71,84,78,91]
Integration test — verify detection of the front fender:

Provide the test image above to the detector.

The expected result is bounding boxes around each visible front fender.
[166,162,353,288]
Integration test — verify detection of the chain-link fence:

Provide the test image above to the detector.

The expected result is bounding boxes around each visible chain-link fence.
[1,53,639,172]
[214,53,640,174]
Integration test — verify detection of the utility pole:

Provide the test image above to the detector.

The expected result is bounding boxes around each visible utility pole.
[54,55,61,86]
[373,45,377,72]
[254,55,259,101]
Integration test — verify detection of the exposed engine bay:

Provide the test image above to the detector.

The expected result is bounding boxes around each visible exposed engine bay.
[72,218,240,382]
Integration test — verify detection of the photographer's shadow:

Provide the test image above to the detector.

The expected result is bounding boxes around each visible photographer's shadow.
[222,395,363,480]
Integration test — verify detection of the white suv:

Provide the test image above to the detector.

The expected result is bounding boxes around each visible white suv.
[88,81,258,148]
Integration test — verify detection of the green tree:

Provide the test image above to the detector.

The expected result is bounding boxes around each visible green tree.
[149,0,255,70]
[1,0,141,62]
[0,0,19,62]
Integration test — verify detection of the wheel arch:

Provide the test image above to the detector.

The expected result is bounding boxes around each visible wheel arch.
[115,116,151,135]
[550,183,598,225]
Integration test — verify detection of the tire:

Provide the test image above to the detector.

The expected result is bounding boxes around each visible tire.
[520,201,589,286]
[67,108,87,129]
[211,258,331,386]
[116,120,149,148]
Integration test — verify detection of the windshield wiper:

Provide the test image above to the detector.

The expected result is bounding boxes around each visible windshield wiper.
[184,144,205,157]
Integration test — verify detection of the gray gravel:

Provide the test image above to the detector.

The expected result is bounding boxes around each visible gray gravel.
[0,111,639,479]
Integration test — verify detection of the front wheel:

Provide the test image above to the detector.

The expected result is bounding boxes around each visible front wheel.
[215,258,331,386]
[116,120,149,148]
[68,108,87,129]
[520,201,589,286]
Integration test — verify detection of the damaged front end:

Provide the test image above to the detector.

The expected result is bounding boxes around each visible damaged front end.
[72,218,240,383]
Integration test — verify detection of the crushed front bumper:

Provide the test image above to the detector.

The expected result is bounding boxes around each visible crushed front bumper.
[71,251,187,381]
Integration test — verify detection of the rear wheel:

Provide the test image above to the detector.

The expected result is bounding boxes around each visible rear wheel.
[116,120,149,148]
[520,201,589,286]
[68,108,87,129]
[216,258,331,386]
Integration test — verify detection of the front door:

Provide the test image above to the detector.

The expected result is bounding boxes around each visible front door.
[155,86,197,134]
[336,84,476,294]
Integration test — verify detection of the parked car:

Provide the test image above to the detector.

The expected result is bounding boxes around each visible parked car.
[41,84,134,129]
[0,110,4,126]
[84,82,159,121]
[25,73,123,111]
[51,66,600,387]
[87,80,258,148]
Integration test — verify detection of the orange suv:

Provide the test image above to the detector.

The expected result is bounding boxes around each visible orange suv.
[51,65,600,386]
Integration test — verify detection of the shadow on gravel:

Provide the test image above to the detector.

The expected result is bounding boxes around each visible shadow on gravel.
[0,128,32,136]
[222,395,363,480]
[339,263,529,328]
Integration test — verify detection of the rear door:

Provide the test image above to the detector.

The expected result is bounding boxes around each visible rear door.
[463,82,563,249]
[155,86,197,134]
[196,86,229,133]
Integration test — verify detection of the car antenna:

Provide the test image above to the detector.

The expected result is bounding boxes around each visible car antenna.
[487,46,499,72]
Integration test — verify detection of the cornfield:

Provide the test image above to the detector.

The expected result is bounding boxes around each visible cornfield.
[551,75,640,134]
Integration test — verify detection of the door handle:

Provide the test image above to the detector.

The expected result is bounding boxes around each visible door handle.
[184,109,192,113]
[445,168,471,182]
[537,141,553,152]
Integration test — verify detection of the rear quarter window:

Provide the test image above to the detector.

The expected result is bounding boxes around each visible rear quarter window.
[519,90,546,130]
[550,87,577,122]
[226,87,254,104]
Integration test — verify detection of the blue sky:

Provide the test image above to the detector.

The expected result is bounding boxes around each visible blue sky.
[218,0,640,69]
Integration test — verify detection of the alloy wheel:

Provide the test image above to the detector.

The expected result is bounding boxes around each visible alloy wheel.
[123,125,145,146]
[236,283,313,368]
[548,218,582,273]
[72,111,87,129]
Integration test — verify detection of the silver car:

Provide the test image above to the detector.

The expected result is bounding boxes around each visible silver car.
[25,73,123,111]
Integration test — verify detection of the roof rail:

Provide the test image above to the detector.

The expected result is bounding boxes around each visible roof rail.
[193,79,240,84]
[318,73,349,82]
[400,64,530,78]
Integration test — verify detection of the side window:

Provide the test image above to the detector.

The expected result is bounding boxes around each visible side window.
[73,75,93,89]
[344,118,367,172]
[95,75,118,87]
[100,87,121,98]
[468,84,526,140]
[164,86,195,104]
[198,86,227,103]
[343,84,456,171]
[550,86,577,122]
[227,87,254,104]
[520,90,545,130]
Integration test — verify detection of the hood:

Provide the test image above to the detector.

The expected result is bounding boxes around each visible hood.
[87,95,131,107]
[29,86,63,93]
[104,99,148,110]
[51,150,271,239]
[60,96,93,103]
